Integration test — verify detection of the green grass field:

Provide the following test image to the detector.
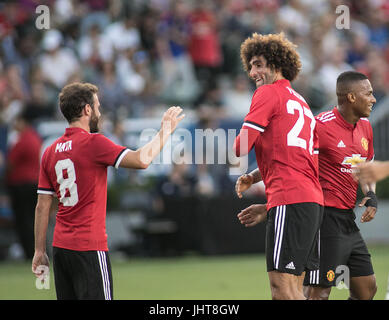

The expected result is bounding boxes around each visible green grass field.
[1,245,388,300]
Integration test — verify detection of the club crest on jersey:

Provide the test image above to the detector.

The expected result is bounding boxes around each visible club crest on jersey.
[327,270,335,282]
[361,137,368,151]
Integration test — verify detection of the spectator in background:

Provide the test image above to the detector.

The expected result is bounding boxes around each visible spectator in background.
[6,108,42,260]
[347,31,369,68]
[0,63,25,125]
[24,82,55,120]
[188,1,222,90]
[78,24,112,68]
[316,45,353,104]
[104,12,141,53]
[95,61,127,118]
[155,161,197,198]
[222,73,254,120]
[156,0,200,105]
[39,29,80,91]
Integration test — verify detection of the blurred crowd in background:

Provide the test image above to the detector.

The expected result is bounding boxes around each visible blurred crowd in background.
[1,0,389,259]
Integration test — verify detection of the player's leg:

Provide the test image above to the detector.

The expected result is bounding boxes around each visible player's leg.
[268,271,306,300]
[304,207,354,300]
[303,284,332,300]
[348,232,376,300]
[266,203,322,300]
[52,247,77,300]
[349,275,377,300]
[70,250,113,300]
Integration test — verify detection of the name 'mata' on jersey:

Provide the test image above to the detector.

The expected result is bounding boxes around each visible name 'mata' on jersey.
[37,127,129,251]
[316,107,374,209]
[240,79,323,210]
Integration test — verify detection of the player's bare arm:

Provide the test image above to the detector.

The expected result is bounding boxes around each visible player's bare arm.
[235,168,262,198]
[358,181,377,223]
[32,194,52,277]
[119,106,185,169]
[237,204,267,227]
[354,161,389,184]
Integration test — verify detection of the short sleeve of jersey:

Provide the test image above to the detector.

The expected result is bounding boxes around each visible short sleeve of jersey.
[37,147,55,195]
[243,85,279,133]
[90,134,129,168]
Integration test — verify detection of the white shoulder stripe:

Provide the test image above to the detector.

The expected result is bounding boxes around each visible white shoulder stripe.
[319,111,333,117]
[317,112,335,121]
[321,116,336,122]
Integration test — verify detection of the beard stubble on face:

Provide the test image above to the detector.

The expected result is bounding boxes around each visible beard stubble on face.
[89,109,99,133]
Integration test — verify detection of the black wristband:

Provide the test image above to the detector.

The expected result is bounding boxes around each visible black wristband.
[365,191,378,208]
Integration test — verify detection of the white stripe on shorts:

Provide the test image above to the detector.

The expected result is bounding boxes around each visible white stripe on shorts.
[309,270,319,284]
[309,230,321,285]
[97,251,111,300]
[274,205,286,269]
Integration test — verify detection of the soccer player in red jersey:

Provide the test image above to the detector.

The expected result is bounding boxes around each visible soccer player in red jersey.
[233,33,324,300]
[303,71,377,300]
[237,71,378,300]
[32,83,184,299]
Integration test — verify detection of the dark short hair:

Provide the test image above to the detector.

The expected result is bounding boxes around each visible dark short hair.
[337,71,368,86]
[59,82,98,123]
[240,32,301,81]
[336,71,369,99]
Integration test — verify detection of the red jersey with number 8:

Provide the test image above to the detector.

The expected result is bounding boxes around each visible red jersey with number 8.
[237,79,323,210]
[37,127,128,251]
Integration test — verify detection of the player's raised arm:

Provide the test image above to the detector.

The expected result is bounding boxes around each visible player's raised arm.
[119,106,185,169]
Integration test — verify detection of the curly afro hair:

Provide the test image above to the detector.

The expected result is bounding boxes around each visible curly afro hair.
[240,32,302,82]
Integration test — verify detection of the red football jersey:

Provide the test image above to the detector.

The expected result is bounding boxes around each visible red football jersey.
[37,127,129,251]
[6,127,42,185]
[236,79,323,210]
[316,107,374,209]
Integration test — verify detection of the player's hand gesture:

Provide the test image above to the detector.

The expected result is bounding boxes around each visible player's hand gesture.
[358,197,377,223]
[237,204,267,227]
[32,251,50,278]
[161,106,185,135]
[235,174,254,198]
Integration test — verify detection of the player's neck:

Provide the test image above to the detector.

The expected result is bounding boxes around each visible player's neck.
[69,120,91,133]
[337,105,359,126]
[273,72,285,83]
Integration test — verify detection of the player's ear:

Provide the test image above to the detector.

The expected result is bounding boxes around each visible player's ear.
[84,104,92,116]
[347,92,356,103]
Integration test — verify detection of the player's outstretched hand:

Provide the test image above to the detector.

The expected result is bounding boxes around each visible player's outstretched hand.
[237,204,267,227]
[235,174,254,198]
[161,106,185,135]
